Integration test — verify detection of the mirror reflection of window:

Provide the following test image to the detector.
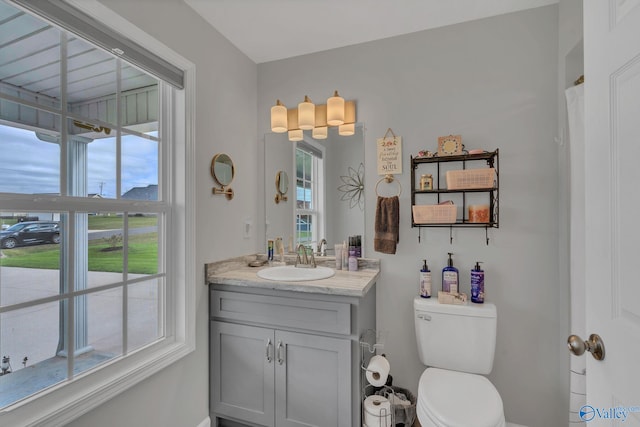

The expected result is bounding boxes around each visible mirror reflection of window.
[295,142,324,247]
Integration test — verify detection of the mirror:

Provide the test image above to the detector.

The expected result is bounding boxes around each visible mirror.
[211,153,235,200]
[264,125,365,255]
[275,171,289,203]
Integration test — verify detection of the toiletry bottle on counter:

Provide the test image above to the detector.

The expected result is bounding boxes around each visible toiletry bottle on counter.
[267,239,274,264]
[442,252,459,293]
[471,262,485,303]
[334,244,343,270]
[342,240,348,270]
[420,260,431,298]
[348,255,358,271]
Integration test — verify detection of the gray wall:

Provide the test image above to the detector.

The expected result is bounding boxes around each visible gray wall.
[66,1,258,426]
[60,3,568,427]
[258,5,563,427]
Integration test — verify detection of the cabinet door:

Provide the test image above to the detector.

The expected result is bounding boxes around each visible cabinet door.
[274,331,351,427]
[210,321,275,427]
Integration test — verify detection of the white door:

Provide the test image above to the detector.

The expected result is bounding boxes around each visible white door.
[583,1,640,425]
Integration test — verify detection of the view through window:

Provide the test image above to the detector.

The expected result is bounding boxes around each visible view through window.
[295,145,324,248]
[0,0,171,410]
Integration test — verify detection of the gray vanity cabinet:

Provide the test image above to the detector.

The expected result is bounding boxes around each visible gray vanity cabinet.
[211,321,275,426]
[209,286,376,427]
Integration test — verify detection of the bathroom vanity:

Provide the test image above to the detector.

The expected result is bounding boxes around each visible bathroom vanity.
[206,256,378,427]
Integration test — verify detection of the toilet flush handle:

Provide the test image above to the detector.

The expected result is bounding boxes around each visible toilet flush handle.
[417,313,432,321]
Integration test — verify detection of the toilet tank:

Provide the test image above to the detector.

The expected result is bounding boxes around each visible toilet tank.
[414,297,497,375]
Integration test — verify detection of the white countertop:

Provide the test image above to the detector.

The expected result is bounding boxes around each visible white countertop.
[206,255,379,297]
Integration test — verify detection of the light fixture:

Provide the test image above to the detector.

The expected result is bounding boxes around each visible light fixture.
[269,91,356,141]
[338,101,356,136]
[327,90,345,126]
[288,129,303,141]
[312,105,328,139]
[270,99,287,133]
[312,127,328,139]
[338,123,355,136]
[298,96,315,130]
[287,108,299,142]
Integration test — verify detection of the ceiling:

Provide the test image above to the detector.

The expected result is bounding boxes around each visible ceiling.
[184,0,559,64]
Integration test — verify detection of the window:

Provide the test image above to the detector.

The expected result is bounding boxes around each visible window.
[295,142,325,247]
[0,1,194,425]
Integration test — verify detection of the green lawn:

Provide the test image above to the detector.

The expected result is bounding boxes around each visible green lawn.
[0,233,158,274]
[88,215,157,230]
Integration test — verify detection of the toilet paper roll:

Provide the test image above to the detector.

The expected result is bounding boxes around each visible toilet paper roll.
[363,395,392,427]
[365,355,390,387]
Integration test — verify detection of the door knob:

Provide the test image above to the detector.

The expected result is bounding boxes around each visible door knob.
[567,334,605,361]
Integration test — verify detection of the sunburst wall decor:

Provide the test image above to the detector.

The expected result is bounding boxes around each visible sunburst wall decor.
[338,163,364,211]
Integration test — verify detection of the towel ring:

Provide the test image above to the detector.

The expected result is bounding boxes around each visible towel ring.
[375,174,402,197]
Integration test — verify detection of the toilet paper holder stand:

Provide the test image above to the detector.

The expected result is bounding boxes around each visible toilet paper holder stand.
[360,329,396,427]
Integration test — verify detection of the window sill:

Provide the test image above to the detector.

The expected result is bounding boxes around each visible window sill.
[1,339,194,427]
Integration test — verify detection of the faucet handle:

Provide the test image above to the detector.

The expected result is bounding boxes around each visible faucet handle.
[295,244,304,267]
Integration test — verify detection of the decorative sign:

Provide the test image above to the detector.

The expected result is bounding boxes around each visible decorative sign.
[377,128,402,175]
[437,134,463,156]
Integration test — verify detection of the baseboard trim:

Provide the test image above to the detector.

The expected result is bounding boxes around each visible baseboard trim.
[196,416,211,427]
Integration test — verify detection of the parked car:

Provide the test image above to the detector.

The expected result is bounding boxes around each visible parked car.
[0,221,60,249]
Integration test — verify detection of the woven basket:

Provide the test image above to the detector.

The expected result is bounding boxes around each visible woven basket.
[412,204,456,224]
[446,168,495,190]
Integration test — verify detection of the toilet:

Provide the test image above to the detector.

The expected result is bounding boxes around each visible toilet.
[414,297,524,427]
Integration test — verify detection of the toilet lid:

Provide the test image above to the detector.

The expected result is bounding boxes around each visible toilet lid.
[418,368,504,427]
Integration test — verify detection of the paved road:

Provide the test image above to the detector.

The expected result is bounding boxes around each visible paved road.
[88,226,157,240]
[0,266,158,408]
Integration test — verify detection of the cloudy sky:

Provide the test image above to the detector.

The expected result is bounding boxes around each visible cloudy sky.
[0,125,158,197]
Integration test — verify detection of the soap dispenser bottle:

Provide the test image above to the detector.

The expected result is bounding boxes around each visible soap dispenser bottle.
[470,261,484,303]
[419,260,432,298]
[442,252,459,293]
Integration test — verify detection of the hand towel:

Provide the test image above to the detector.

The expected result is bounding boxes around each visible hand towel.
[374,195,399,254]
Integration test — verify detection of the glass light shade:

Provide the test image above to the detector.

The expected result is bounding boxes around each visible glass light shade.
[287,108,299,131]
[327,90,345,126]
[298,96,315,130]
[288,129,303,142]
[314,104,327,127]
[270,100,287,133]
[312,126,328,139]
[338,123,355,136]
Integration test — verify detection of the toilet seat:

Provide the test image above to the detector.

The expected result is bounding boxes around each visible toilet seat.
[417,368,505,427]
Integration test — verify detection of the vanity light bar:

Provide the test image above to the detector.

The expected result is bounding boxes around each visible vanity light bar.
[279,100,356,132]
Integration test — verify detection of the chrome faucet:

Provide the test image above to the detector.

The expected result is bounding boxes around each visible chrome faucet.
[317,238,327,256]
[295,244,316,268]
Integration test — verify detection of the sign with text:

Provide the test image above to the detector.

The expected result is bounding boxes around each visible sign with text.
[376,135,402,175]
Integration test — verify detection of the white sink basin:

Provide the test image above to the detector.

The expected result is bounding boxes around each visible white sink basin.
[257,265,335,282]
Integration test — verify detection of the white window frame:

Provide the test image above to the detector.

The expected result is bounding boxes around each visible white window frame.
[294,143,325,247]
[0,1,196,426]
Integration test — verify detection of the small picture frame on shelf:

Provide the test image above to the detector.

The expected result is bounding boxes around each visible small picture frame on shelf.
[437,135,463,156]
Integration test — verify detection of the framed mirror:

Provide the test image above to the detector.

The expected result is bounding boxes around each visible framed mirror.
[264,124,365,255]
[211,153,235,200]
[275,170,289,203]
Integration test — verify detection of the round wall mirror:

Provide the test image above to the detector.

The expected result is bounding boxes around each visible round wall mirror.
[211,153,234,186]
[211,153,235,200]
[275,170,289,204]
